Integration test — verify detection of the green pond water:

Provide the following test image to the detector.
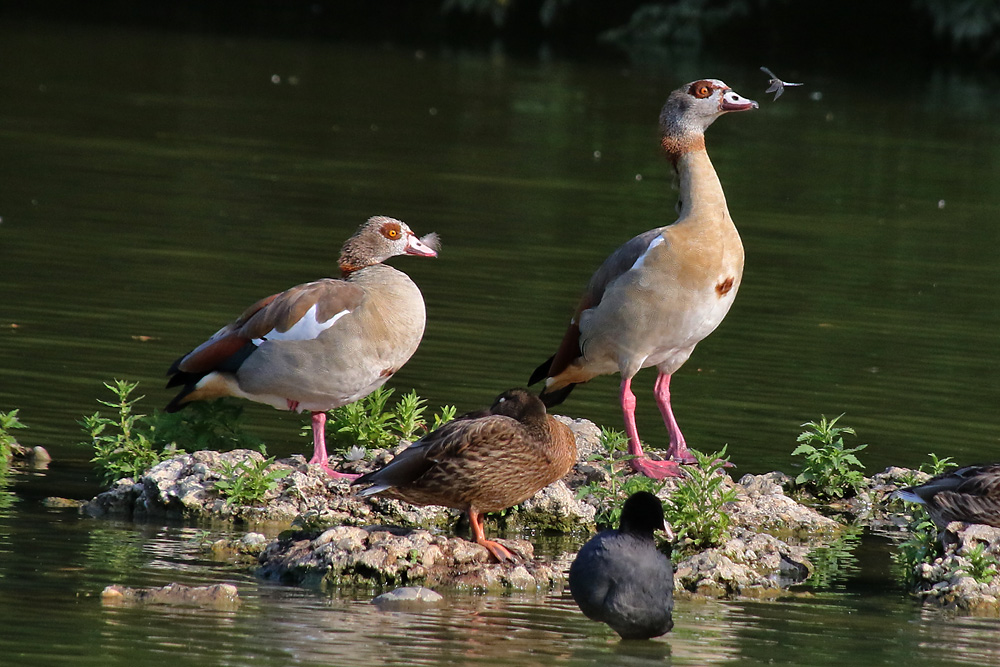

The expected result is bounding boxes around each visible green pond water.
[2,18,1000,666]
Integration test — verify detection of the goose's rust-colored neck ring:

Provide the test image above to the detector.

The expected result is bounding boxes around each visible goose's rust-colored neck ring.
[661,134,706,166]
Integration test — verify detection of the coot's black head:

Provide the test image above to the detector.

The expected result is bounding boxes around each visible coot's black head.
[619,491,667,536]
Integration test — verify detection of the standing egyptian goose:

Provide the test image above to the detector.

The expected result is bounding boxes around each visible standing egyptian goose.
[352,388,577,562]
[569,491,674,639]
[529,79,757,479]
[896,463,1000,531]
[165,216,439,478]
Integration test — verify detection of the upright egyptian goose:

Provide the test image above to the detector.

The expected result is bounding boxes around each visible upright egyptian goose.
[529,79,757,479]
[165,216,439,478]
[569,491,674,640]
[896,463,1000,531]
[352,388,577,562]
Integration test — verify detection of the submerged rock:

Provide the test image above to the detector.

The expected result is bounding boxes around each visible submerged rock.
[372,586,444,607]
[101,583,240,609]
[5,442,51,469]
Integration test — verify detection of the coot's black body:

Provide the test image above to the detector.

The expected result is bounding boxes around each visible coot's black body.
[568,491,674,639]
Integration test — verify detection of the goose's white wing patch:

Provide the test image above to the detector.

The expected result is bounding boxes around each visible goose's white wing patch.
[252,303,349,346]
[630,235,665,271]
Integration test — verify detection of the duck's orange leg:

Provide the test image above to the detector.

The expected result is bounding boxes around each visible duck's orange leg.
[469,510,518,563]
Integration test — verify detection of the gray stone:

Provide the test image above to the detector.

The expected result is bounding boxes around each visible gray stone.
[518,480,596,529]
[101,583,240,609]
[372,586,444,606]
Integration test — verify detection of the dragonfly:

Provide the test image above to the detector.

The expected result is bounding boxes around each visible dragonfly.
[760,66,803,100]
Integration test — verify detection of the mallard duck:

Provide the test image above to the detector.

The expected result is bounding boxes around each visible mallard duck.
[165,216,439,478]
[530,79,757,479]
[896,463,1000,530]
[352,388,577,562]
[569,491,674,639]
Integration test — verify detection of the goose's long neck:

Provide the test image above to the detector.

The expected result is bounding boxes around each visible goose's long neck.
[672,144,728,224]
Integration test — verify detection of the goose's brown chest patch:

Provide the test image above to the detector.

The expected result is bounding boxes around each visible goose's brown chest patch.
[716,277,735,297]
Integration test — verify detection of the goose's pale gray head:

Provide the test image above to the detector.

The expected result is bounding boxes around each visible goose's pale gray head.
[659,79,757,149]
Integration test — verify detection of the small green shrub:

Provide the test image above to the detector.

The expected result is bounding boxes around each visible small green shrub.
[897,452,957,489]
[213,446,290,505]
[792,414,867,499]
[948,543,1000,584]
[920,453,956,477]
[146,400,262,453]
[575,428,664,528]
[83,380,175,485]
[891,510,940,587]
[320,387,456,458]
[430,404,458,432]
[84,380,261,486]
[0,409,28,461]
[662,446,739,553]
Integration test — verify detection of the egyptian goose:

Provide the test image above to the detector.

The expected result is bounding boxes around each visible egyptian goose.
[896,463,1000,531]
[529,79,757,479]
[165,216,439,478]
[352,388,577,562]
[569,491,674,640]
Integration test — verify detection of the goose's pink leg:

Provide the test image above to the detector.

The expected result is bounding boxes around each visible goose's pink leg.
[309,411,358,480]
[622,377,683,479]
[653,372,696,464]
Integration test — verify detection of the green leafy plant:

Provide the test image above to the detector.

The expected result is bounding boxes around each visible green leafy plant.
[84,380,265,486]
[0,409,27,461]
[920,452,956,477]
[391,390,429,441]
[891,511,940,588]
[431,404,457,431]
[575,428,664,528]
[663,446,739,553]
[897,452,957,488]
[320,387,456,458]
[83,380,175,485]
[792,414,867,499]
[948,543,1000,584]
[146,400,262,453]
[213,446,290,505]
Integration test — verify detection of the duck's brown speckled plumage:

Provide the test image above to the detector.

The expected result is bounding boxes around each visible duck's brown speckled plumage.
[353,388,577,561]
[898,463,1000,530]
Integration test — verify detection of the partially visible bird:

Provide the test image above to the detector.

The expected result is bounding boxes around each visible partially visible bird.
[165,216,439,478]
[760,66,803,101]
[896,463,1000,531]
[352,388,577,562]
[529,79,757,479]
[569,491,674,640]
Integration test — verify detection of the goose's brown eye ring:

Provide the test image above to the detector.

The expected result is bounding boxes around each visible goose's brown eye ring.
[689,81,713,99]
